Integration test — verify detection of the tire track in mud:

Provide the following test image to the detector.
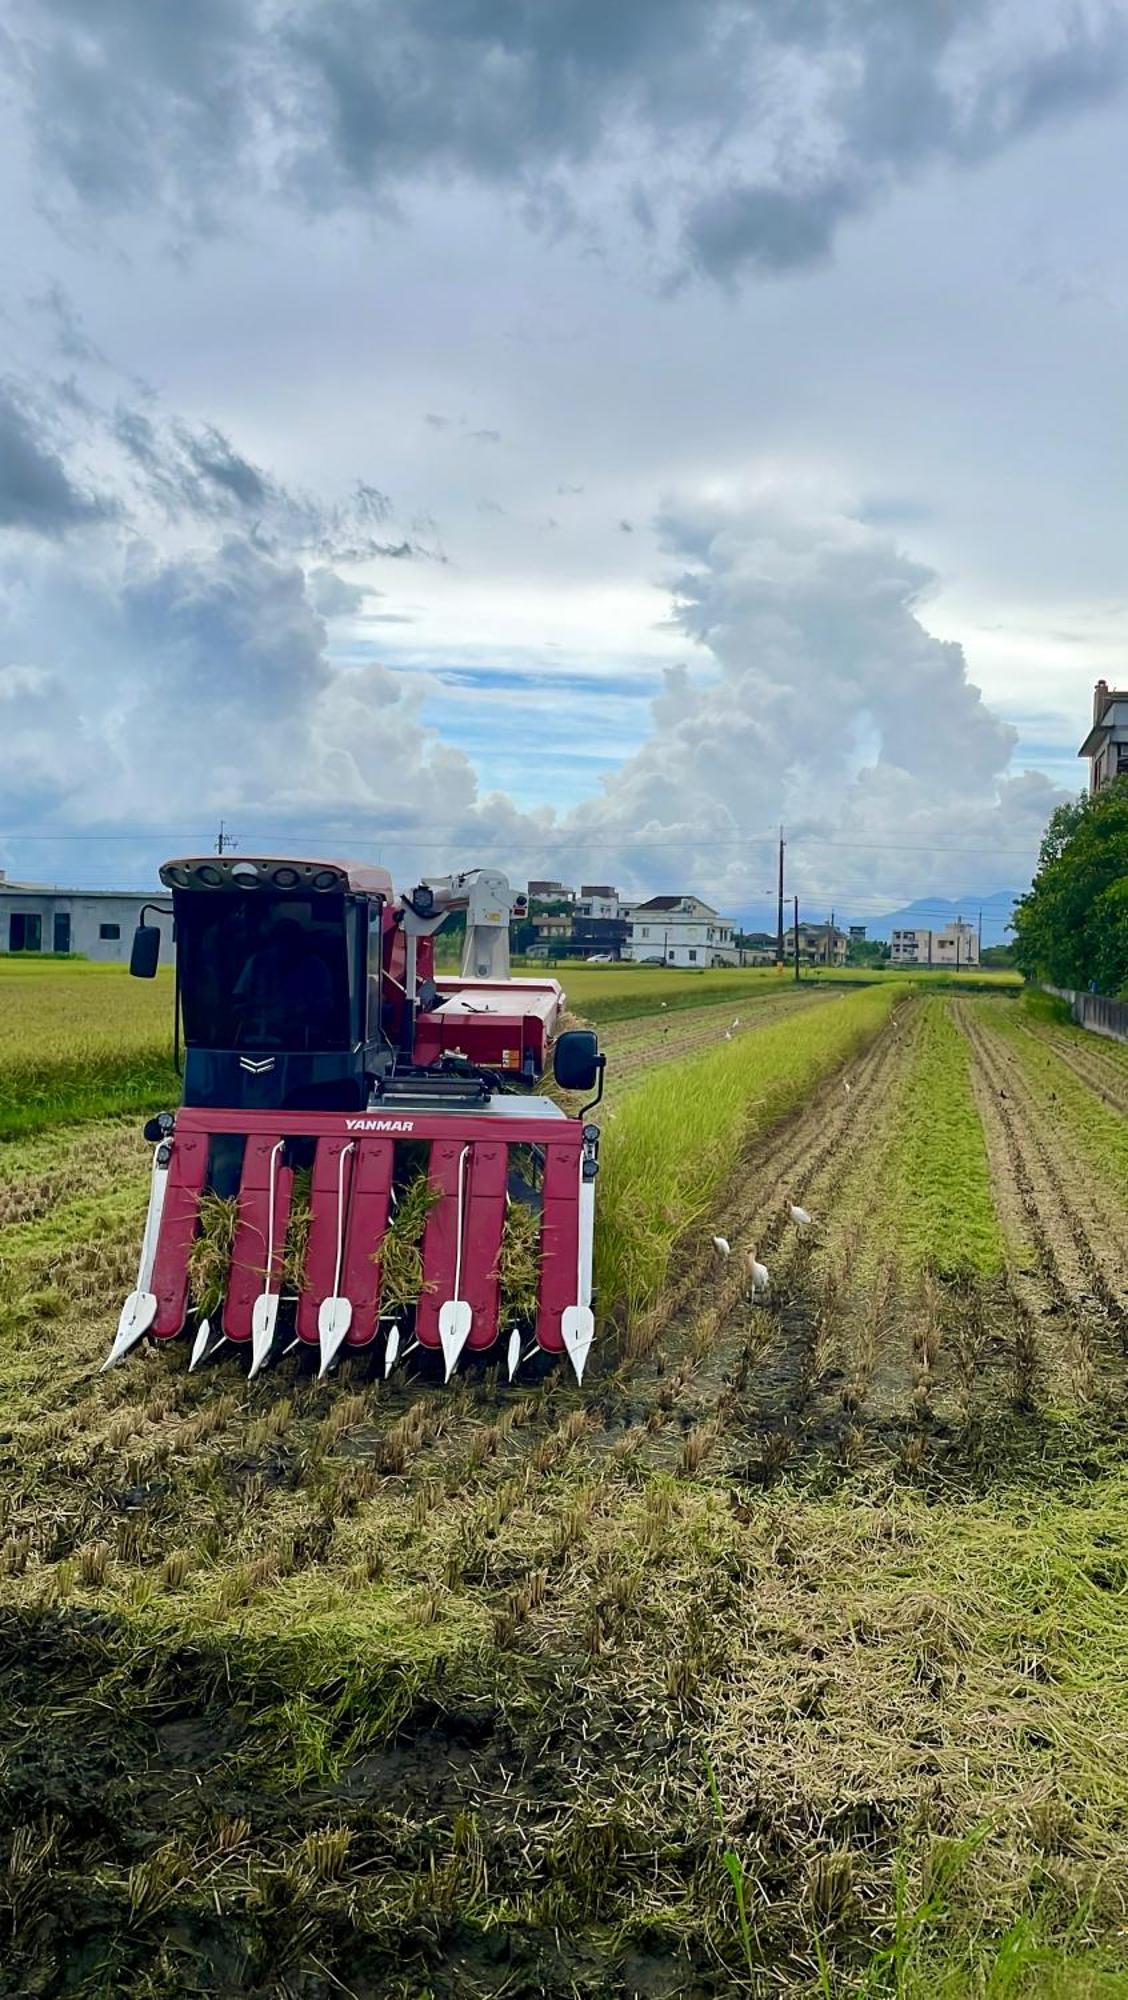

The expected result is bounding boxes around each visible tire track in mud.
[620,998,917,1461]
[958,1003,1128,1396]
[959,1006,1086,1407]
[721,1006,925,1456]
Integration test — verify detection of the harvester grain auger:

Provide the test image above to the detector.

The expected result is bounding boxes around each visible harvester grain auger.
[103,858,605,1385]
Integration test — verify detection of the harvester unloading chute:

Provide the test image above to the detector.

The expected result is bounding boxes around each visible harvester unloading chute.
[103,857,603,1385]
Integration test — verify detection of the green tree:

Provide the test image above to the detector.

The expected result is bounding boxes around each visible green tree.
[1012,780,1128,993]
[846,937,890,968]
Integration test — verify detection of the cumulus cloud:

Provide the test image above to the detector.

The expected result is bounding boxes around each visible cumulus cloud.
[567,490,1065,906]
[6,0,1125,281]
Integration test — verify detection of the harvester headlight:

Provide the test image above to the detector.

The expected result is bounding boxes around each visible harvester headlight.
[272,866,300,888]
[231,861,260,886]
[197,864,223,886]
[313,868,340,891]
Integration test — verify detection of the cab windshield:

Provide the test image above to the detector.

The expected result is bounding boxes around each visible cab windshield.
[176,893,351,1050]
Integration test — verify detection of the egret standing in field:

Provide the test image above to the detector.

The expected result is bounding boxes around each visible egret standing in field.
[787,1202,814,1229]
[746,1249,770,1295]
[712,1235,731,1257]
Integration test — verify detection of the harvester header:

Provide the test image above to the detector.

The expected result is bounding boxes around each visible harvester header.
[105,857,603,1387]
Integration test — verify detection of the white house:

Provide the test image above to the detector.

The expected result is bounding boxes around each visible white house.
[890,922,979,968]
[1079,679,1128,793]
[626,894,739,968]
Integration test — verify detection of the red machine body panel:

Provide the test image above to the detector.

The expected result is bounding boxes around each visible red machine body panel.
[413,979,566,1076]
[143,1106,584,1358]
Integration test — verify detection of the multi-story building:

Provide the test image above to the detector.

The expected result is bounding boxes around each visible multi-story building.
[626,895,739,968]
[573,885,621,921]
[1079,680,1128,792]
[527,879,574,902]
[891,922,979,967]
[890,927,928,965]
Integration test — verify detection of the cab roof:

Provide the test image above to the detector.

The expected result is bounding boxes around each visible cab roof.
[159,856,396,897]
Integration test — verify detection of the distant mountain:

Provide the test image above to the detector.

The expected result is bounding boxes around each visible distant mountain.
[858,890,1020,947]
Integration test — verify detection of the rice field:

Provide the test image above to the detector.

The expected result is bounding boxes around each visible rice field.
[2,967,1128,1997]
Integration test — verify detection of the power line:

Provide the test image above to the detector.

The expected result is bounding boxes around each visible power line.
[0,825,1046,858]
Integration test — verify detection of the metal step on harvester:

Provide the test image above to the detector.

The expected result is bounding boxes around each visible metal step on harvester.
[103,857,605,1386]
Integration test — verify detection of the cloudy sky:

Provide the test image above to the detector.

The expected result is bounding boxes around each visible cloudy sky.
[2,0,1125,929]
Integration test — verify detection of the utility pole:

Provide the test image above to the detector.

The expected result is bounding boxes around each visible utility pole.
[956,912,962,971]
[829,906,835,969]
[775,825,785,966]
[216,820,236,855]
[793,895,800,982]
[977,907,983,963]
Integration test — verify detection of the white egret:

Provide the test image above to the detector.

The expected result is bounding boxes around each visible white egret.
[747,1250,770,1294]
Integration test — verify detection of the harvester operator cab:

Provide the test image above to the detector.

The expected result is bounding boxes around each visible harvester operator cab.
[130,856,392,1113]
[127,855,591,1116]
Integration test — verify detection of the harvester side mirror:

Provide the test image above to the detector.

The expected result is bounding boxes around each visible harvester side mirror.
[130,924,161,978]
[553,1028,601,1093]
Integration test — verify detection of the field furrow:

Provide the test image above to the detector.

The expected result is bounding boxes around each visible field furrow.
[1035,1023,1128,1114]
[966,1006,1128,1313]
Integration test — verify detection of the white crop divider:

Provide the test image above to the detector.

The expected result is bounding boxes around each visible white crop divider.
[249,1140,285,1378]
[103,1141,171,1370]
[560,1154,596,1384]
[438,1144,473,1380]
[317,1141,356,1377]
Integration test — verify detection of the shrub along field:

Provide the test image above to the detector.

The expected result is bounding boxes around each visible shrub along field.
[1,965,1128,1997]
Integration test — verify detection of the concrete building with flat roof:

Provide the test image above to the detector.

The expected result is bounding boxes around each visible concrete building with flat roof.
[0,874,173,962]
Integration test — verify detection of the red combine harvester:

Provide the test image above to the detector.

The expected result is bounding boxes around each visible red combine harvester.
[103,857,605,1385]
